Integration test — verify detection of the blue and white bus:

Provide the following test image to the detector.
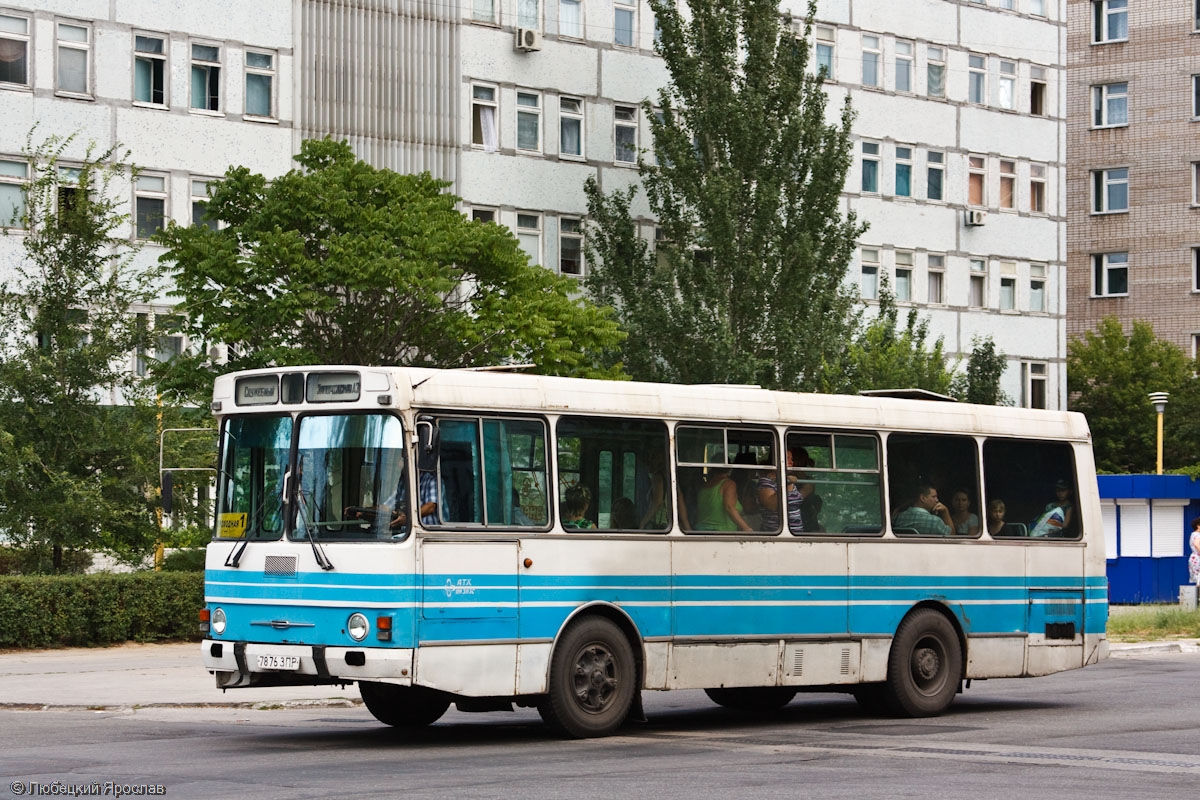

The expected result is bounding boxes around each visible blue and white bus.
[196,366,1107,737]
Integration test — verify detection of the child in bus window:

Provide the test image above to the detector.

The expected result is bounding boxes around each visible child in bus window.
[562,486,595,530]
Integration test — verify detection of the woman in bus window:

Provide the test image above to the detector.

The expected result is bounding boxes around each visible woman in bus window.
[695,467,753,532]
[757,447,807,532]
[949,489,980,536]
[562,485,596,530]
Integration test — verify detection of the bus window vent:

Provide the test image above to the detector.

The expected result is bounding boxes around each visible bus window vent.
[840,648,851,675]
[1045,622,1075,640]
[264,555,297,577]
[792,649,804,676]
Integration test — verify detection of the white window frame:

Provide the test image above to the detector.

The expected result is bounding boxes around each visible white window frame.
[1030,163,1046,213]
[558,0,584,39]
[926,46,945,98]
[471,0,498,24]
[995,0,1015,9]
[1030,0,1047,17]
[1092,0,1128,44]
[471,207,497,224]
[968,155,986,207]
[999,262,1017,311]
[559,217,584,275]
[969,54,986,105]
[861,141,880,194]
[0,155,28,229]
[1091,167,1128,214]
[559,96,584,160]
[969,258,987,308]
[1193,75,1200,120]
[1193,163,1200,207]
[1030,66,1047,116]
[55,20,91,98]
[861,248,880,300]
[1021,361,1048,409]
[1092,82,1127,127]
[190,177,217,230]
[516,89,542,154]
[861,35,880,89]
[133,33,168,108]
[927,254,945,305]
[517,0,541,30]
[814,26,835,80]
[0,12,30,89]
[244,49,277,121]
[614,104,638,165]
[998,60,1016,110]
[895,41,913,93]
[190,41,222,113]
[1193,246,1200,292]
[471,83,499,152]
[926,150,944,201]
[516,212,542,267]
[894,145,912,198]
[894,250,913,302]
[1029,263,1047,313]
[1092,252,1129,297]
[134,172,169,241]
[999,159,1016,210]
[614,0,636,48]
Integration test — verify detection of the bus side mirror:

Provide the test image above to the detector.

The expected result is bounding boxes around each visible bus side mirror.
[161,470,174,515]
[416,417,439,471]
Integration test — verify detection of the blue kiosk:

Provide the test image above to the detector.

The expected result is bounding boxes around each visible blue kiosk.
[1098,474,1200,604]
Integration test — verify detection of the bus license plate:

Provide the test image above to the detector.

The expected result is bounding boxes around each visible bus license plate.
[257,654,301,670]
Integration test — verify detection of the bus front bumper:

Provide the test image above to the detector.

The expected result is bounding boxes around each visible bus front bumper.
[201,639,414,688]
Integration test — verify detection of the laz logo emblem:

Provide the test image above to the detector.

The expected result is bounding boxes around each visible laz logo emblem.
[444,578,475,597]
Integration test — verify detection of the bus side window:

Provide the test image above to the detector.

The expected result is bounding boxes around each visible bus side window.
[786,431,883,535]
[433,416,549,527]
[676,425,775,534]
[886,433,980,537]
[556,416,670,532]
[983,439,1078,539]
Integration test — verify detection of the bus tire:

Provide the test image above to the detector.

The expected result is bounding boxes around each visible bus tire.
[885,608,962,718]
[538,616,637,738]
[359,681,450,728]
[704,687,797,711]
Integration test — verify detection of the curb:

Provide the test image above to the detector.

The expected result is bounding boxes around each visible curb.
[1109,642,1185,657]
[0,698,363,712]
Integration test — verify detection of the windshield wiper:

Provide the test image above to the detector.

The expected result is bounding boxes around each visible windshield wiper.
[225,539,248,568]
[295,483,335,571]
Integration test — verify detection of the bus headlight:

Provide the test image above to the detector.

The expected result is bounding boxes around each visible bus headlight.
[212,608,227,635]
[347,613,369,641]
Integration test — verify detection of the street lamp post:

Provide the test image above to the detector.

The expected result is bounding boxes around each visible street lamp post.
[1148,391,1169,475]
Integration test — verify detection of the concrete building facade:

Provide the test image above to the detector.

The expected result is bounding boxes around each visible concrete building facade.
[0,0,1065,407]
[1066,0,1200,358]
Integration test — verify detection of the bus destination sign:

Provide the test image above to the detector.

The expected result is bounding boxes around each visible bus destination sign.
[306,372,361,403]
[234,375,280,406]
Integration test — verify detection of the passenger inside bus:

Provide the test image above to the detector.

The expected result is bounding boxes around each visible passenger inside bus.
[950,489,980,536]
[562,485,596,530]
[610,497,637,530]
[757,446,809,533]
[985,498,1006,536]
[694,467,754,532]
[892,484,954,536]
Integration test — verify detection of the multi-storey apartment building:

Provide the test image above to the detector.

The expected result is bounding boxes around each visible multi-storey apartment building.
[1067,0,1200,357]
[0,0,1065,407]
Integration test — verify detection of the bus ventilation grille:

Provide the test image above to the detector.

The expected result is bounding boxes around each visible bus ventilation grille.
[1045,622,1076,640]
[264,555,297,577]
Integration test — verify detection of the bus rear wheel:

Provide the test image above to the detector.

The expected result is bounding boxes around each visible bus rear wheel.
[539,616,637,738]
[885,608,962,717]
[359,681,450,728]
[704,687,797,711]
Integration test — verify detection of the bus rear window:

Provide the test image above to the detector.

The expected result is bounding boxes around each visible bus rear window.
[983,440,1079,539]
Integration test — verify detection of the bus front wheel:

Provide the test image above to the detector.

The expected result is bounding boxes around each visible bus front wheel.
[539,616,637,738]
[885,608,962,717]
[704,687,797,711]
[359,681,450,728]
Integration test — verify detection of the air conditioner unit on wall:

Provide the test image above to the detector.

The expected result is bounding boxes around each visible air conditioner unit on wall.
[965,209,986,227]
[514,28,542,52]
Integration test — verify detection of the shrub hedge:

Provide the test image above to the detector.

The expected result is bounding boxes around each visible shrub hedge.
[0,571,204,648]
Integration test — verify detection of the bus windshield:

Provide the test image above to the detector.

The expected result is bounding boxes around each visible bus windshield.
[291,413,408,542]
[216,415,292,541]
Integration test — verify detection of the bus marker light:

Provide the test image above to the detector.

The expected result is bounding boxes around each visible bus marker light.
[524,558,533,568]
[198,607,210,635]
[376,616,392,642]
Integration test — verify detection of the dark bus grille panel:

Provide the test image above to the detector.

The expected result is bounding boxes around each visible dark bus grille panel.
[1045,622,1076,640]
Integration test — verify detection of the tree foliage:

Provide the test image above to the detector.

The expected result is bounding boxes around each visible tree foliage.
[584,0,865,389]
[156,138,624,402]
[950,336,1010,405]
[0,134,160,571]
[1067,317,1200,473]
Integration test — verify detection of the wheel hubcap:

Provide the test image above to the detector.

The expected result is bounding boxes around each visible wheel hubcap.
[572,643,618,713]
[910,636,946,694]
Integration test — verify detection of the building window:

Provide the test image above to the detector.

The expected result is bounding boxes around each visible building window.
[968,155,986,206]
[969,258,986,307]
[614,105,638,164]
[927,254,945,304]
[1193,163,1200,205]
[1092,167,1128,213]
[999,262,1016,311]
[895,251,913,301]
[516,212,541,266]
[134,173,167,240]
[1092,0,1128,44]
[998,61,1016,110]
[815,26,834,79]
[472,0,497,23]
[999,160,1015,209]
[0,157,27,228]
[968,54,986,104]
[472,84,498,151]
[996,0,1014,9]
[861,248,879,300]
[133,35,167,106]
[895,146,912,197]
[245,50,275,119]
[861,35,880,88]
[57,22,90,96]
[1196,0,1200,32]
[0,14,30,87]
[560,217,583,275]
[560,97,584,158]
[471,208,496,224]
[926,151,944,201]
[614,0,635,47]
[559,0,582,38]
[1093,82,1127,127]
[1030,0,1046,17]
[517,90,541,153]
[190,43,221,111]
[1029,66,1047,116]
[895,41,913,93]
[517,0,540,29]
[926,46,945,98]
[136,313,184,377]
[191,178,217,230]
[1021,362,1048,409]
[1194,247,1200,291]
[1193,75,1200,119]
[1030,163,1046,212]
[1092,252,1128,296]
[861,141,879,193]
[1030,263,1046,312]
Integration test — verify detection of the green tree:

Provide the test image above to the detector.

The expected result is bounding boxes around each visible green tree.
[156,138,624,402]
[950,336,1010,405]
[584,0,865,389]
[1067,317,1196,473]
[0,134,160,571]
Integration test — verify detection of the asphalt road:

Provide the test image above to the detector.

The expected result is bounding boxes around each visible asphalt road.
[2,650,1198,800]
